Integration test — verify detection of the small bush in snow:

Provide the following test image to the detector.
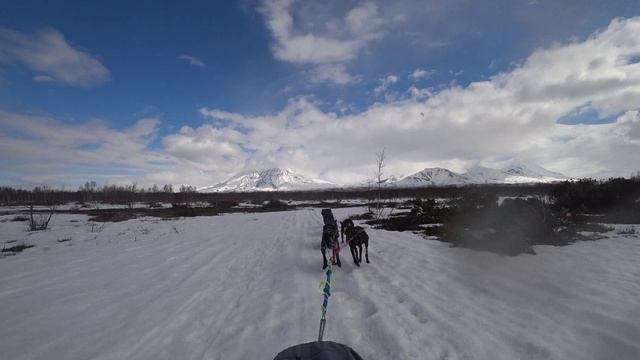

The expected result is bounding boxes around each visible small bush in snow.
[27,205,55,231]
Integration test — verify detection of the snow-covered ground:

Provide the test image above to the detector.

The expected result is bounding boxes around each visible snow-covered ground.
[1,208,639,359]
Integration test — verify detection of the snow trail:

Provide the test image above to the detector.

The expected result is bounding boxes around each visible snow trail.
[0,209,639,359]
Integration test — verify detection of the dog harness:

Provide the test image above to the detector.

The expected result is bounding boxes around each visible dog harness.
[346,227,366,245]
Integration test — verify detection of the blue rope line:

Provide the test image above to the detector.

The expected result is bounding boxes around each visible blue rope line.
[321,265,332,315]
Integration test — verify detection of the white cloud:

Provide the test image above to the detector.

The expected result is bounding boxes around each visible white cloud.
[374,74,399,96]
[308,64,360,85]
[409,69,436,81]
[260,0,386,64]
[0,111,167,187]
[179,54,206,67]
[259,0,389,84]
[0,27,110,87]
[199,108,247,123]
[190,17,640,181]
[3,17,640,187]
[405,85,432,100]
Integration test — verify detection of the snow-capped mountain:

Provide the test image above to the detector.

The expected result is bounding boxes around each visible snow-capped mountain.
[388,162,567,187]
[466,166,512,183]
[198,168,337,193]
[392,168,472,187]
[500,161,567,181]
[198,162,567,192]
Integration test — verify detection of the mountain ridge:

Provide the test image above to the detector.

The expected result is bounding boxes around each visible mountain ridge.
[198,163,567,192]
[197,168,337,193]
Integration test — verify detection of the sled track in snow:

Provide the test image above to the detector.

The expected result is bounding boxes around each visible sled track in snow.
[0,208,639,359]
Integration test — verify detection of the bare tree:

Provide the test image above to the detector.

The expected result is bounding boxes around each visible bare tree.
[375,149,385,219]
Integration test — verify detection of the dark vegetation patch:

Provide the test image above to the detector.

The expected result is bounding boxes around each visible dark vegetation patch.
[366,178,640,256]
[552,178,640,223]
[348,212,374,221]
[84,204,228,222]
[87,210,138,222]
[57,238,72,243]
[82,199,301,222]
[208,200,241,208]
[366,199,449,232]
[1,244,34,254]
[302,201,363,209]
[11,215,29,222]
[440,194,582,255]
[261,200,291,211]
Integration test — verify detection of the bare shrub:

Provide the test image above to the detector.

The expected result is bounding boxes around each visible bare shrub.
[27,204,55,231]
[89,223,105,233]
[367,198,449,232]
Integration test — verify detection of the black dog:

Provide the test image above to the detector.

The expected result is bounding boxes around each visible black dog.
[341,220,369,267]
[340,219,353,243]
[321,209,341,269]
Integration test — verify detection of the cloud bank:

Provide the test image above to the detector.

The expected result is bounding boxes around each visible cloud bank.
[2,17,640,187]
[0,27,110,87]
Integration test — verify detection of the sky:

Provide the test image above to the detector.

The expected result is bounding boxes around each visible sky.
[1,0,639,188]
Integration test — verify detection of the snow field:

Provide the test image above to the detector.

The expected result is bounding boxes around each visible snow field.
[0,208,639,359]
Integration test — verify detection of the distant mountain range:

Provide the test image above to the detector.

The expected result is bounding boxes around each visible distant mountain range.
[392,162,567,187]
[197,162,567,193]
[197,168,336,193]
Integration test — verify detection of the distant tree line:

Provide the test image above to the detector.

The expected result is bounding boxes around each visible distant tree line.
[551,177,640,213]
[1,177,638,209]
[0,181,547,206]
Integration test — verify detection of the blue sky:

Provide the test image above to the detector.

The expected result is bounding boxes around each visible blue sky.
[1,1,640,187]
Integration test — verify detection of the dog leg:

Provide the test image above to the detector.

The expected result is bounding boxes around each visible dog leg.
[322,248,328,270]
[350,245,359,266]
[365,240,370,263]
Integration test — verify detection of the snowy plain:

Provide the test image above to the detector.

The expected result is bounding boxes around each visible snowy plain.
[1,207,639,360]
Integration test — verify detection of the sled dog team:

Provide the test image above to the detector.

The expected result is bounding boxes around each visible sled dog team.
[320,209,369,270]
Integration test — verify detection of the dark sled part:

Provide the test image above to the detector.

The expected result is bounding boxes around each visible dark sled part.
[274,341,364,360]
[321,209,337,226]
